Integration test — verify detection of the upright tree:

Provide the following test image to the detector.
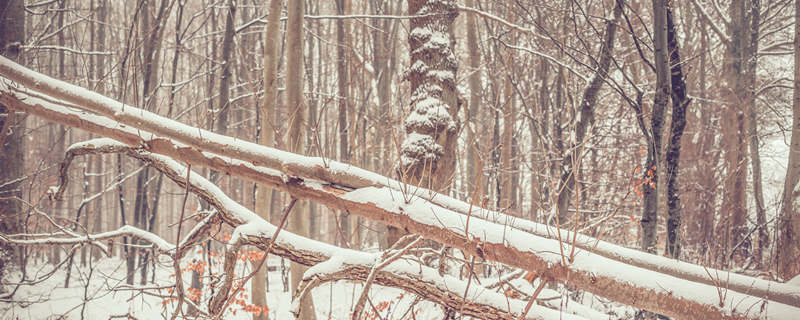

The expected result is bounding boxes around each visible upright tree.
[664,5,690,259]
[715,0,758,266]
[285,0,315,318]
[464,0,482,200]
[555,0,622,223]
[778,0,800,281]
[335,0,352,247]
[391,0,460,246]
[742,0,766,266]
[252,0,282,317]
[0,0,24,283]
[641,0,671,254]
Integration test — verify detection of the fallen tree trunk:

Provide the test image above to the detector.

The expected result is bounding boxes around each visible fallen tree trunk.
[1,58,798,319]
[0,57,795,310]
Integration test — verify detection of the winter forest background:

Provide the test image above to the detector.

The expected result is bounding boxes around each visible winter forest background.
[0,0,799,319]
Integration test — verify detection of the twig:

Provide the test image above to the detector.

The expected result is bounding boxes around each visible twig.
[352,235,423,319]
[516,279,548,320]
[215,198,298,318]
[170,164,192,320]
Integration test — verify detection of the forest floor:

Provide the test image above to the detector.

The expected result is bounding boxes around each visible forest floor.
[0,255,449,320]
[0,253,638,319]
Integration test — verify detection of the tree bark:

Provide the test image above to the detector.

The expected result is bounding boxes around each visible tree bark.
[252,0,282,318]
[391,0,460,246]
[664,7,689,259]
[335,0,352,248]
[741,0,767,267]
[50,0,68,266]
[0,0,24,284]
[777,0,800,280]
[555,1,622,223]
[90,0,107,262]
[716,0,751,267]
[641,0,671,254]
[500,47,516,212]
[284,0,315,318]
[464,0,482,199]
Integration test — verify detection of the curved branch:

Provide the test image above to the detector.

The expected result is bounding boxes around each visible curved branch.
[1,225,171,255]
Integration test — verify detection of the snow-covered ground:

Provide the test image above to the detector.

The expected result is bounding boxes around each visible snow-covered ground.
[1,254,634,319]
[762,133,790,212]
[0,256,449,320]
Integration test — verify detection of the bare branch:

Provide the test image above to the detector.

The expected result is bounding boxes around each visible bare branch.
[690,0,731,44]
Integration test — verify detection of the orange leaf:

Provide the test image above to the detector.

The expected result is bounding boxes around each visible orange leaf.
[523,271,537,283]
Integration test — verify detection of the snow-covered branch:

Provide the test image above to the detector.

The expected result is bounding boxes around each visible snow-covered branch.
[456,4,540,38]
[1,225,172,255]
[20,45,113,56]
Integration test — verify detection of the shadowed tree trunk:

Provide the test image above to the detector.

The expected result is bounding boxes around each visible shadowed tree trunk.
[90,0,107,262]
[499,43,516,212]
[664,6,690,259]
[0,0,24,284]
[741,0,766,267]
[50,0,68,267]
[641,0,671,254]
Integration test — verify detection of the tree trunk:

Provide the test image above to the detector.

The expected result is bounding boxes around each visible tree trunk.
[252,0,282,318]
[464,0,482,200]
[741,0,766,267]
[49,0,68,266]
[285,0,315,318]
[335,0,352,248]
[555,1,622,223]
[0,0,24,284]
[718,0,751,267]
[90,0,107,262]
[641,0,671,254]
[500,48,515,212]
[777,0,800,280]
[391,0,460,246]
[529,62,550,221]
[664,7,689,259]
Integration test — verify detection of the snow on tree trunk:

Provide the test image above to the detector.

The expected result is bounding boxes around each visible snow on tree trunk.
[399,0,460,191]
[391,0,460,246]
